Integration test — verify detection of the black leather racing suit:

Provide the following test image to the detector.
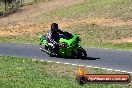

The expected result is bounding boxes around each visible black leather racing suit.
[45,29,64,55]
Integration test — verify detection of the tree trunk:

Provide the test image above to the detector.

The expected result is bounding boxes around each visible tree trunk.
[4,0,7,10]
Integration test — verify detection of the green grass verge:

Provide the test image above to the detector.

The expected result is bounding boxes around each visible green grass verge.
[100,42,132,50]
[0,35,39,44]
[0,56,131,88]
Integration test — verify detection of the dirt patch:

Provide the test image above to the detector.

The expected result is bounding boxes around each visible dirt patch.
[0,17,132,36]
[46,17,132,28]
[0,0,85,36]
[111,37,132,43]
[0,0,84,26]
[0,0,132,37]
[59,17,132,27]
[0,21,50,36]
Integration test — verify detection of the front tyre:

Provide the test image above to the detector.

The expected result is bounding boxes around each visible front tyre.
[78,47,87,59]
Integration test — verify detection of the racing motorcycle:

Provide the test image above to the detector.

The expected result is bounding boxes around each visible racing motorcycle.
[38,32,87,59]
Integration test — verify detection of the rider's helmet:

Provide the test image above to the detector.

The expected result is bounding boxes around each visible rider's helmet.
[51,23,59,34]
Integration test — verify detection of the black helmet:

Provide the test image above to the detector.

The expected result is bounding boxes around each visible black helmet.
[51,23,59,33]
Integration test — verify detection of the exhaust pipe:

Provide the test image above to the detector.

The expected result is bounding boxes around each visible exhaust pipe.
[40,47,57,56]
[40,47,51,54]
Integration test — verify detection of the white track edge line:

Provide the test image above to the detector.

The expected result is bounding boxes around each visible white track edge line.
[121,71,127,73]
[71,64,77,66]
[78,65,84,66]
[86,66,92,67]
[128,72,132,74]
[47,61,53,62]
[107,69,113,71]
[31,58,132,74]
[64,63,70,65]
[56,62,61,64]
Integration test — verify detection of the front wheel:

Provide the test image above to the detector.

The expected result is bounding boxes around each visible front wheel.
[77,47,87,59]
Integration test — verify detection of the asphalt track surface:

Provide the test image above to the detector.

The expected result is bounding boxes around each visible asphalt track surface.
[0,42,132,72]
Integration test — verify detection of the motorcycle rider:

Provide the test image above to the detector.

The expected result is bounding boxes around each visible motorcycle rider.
[40,23,66,55]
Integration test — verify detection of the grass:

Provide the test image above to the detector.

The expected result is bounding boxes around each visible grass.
[0,35,39,44]
[39,0,132,20]
[0,56,132,88]
[0,0,51,13]
[0,24,132,50]
[22,0,51,6]
[0,0,132,50]
[0,1,5,13]
[63,23,132,50]
[101,42,132,50]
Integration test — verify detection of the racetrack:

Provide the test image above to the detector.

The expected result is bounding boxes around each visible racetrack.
[0,42,132,72]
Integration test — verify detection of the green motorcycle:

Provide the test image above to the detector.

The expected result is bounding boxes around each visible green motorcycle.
[38,32,87,59]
